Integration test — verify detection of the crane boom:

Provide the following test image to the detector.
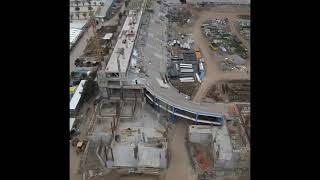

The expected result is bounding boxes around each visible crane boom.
[90,15,103,62]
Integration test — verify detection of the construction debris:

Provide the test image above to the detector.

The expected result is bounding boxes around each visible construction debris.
[219,55,248,72]
[236,104,250,140]
[187,125,250,179]
[166,7,192,26]
[236,19,250,42]
[202,18,248,64]
[206,80,250,102]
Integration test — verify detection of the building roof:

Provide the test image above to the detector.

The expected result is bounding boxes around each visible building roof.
[105,10,143,73]
[102,33,113,40]
[70,28,82,44]
[70,22,87,30]
[70,80,86,110]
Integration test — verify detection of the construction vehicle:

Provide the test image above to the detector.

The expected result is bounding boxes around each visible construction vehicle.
[71,137,88,153]
[209,43,218,51]
[76,139,88,154]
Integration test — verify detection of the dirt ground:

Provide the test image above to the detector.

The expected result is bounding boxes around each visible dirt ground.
[175,5,250,103]
[164,120,196,180]
[70,98,97,180]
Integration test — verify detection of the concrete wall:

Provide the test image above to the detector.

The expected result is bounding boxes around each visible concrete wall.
[189,132,213,144]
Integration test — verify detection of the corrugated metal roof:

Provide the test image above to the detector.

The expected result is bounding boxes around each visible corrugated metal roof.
[70,80,86,110]
[70,28,82,44]
[70,22,87,30]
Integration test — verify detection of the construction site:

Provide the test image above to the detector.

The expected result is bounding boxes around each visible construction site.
[70,0,250,180]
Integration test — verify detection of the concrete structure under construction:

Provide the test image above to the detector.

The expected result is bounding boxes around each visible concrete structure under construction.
[96,0,227,125]
[97,8,145,101]
[84,1,168,174]
[82,97,168,174]
[188,124,250,177]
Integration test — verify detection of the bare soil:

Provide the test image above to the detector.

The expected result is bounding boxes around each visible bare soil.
[174,5,250,103]
[164,120,197,180]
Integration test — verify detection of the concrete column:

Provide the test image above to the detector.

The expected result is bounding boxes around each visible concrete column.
[111,122,114,135]
[110,147,114,161]
[141,89,145,103]
[171,106,176,123]
[195,113,199,125]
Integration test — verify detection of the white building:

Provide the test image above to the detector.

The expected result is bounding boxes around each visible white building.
[70,21,87,49]
[70,80,87,116]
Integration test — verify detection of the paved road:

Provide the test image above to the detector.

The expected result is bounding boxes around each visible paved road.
[141,1,230,116]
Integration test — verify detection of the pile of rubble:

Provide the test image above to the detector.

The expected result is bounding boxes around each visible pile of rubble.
[225,80,250,102]
[166,7,192,26]
[219,55,248,72]
[206,80,250,102]
[237,19,250,42]
[129,4,155,75]
[236,104,250,140]
[75,57,99,67]
[202,19,248,59]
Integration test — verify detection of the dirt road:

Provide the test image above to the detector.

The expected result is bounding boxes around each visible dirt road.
[186,6,250,103]
[70,99,97,180]
[70,144,82,180]
[164,120,196,180]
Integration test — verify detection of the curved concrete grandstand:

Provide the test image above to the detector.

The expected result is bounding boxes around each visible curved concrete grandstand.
[97,0,227,125]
